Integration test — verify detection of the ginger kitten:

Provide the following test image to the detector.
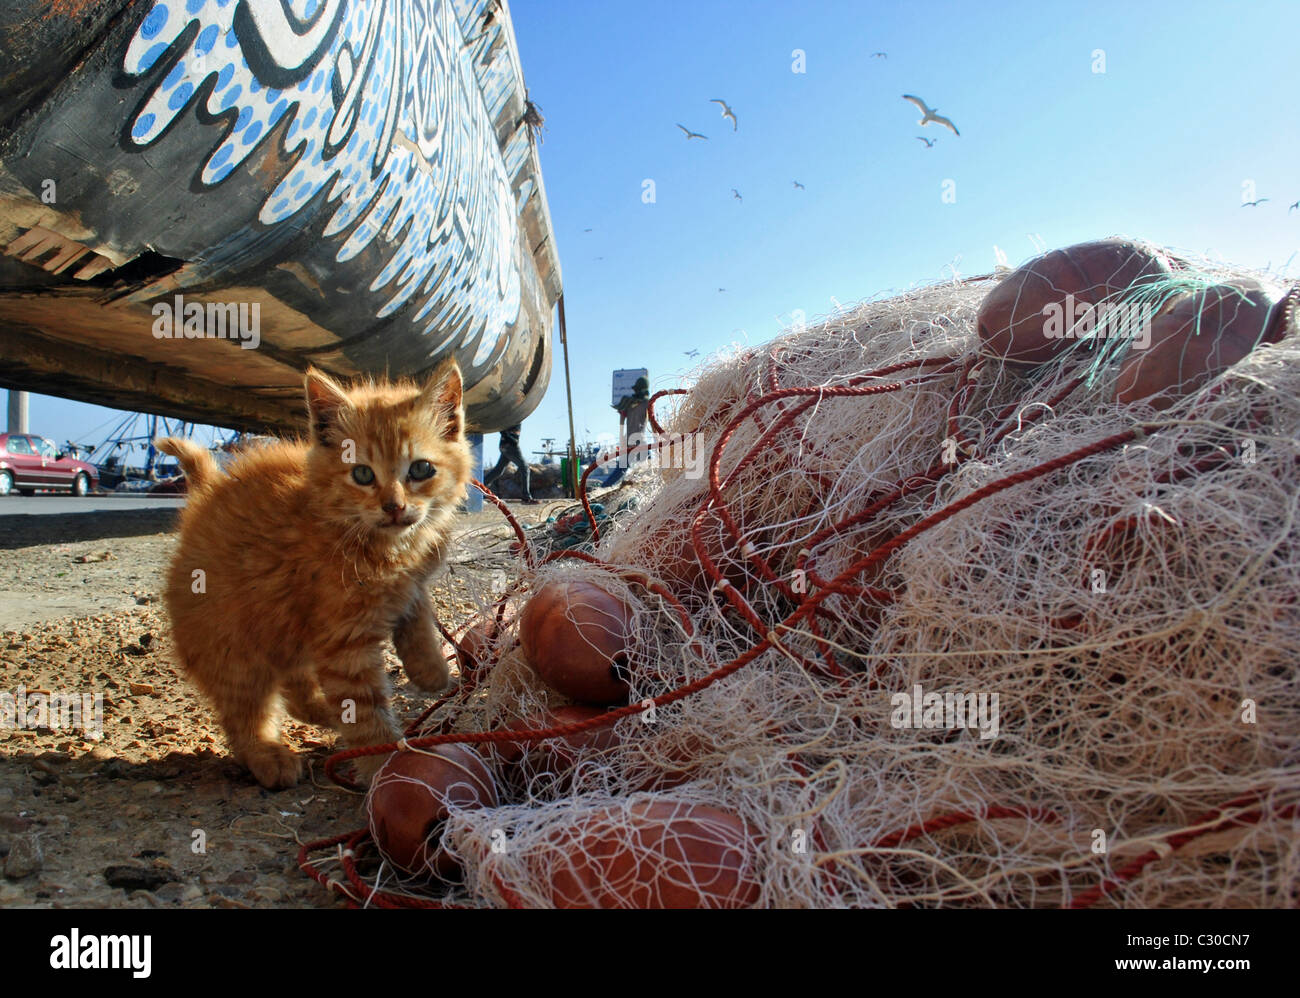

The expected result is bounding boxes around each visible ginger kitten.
[156,361,471,789]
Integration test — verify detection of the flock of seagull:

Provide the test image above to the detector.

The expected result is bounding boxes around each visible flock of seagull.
[675,99,760,203]
[584,74,966,273]
[588,60,1293,328]
[669,88,962,207]
[1242,197,1300,212]
[675,98,737,140]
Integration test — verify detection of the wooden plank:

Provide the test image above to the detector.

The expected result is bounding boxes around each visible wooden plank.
[72,255,113,280]
[45,242,89,273]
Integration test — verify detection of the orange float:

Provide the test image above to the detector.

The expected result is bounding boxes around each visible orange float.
[519,581,633,704]
[366,745,498,879]
[1115,281,1284,409]
[978,238,1171,367]
[452,605,517,681]
[493,799,763,909]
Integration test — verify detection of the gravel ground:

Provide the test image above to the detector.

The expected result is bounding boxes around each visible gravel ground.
[0,500,554,909]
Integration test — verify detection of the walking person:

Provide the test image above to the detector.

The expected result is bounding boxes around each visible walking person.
[483,423,538,503]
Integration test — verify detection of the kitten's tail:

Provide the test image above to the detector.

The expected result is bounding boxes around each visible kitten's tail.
[154,437,220,490]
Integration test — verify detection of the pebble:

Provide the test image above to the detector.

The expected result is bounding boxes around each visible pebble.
[151,882,203,904]
[4,834,43,879]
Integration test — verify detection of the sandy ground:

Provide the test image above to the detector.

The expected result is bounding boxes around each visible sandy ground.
[0,499,552,909]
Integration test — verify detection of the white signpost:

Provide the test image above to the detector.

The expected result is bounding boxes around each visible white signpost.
[612,368,648,406]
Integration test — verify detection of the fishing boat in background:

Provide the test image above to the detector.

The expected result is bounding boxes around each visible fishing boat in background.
[0,0,561,435]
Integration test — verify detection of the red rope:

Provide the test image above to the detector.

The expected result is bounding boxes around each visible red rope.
[325,420,1160,790]
[873,805,1060,849]
[302,344,1284,908]
[310,414,1179,903]
[693,366,963,625]
[1068,794,1298,909]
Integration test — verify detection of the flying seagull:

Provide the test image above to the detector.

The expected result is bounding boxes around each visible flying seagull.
[710,99,738,131]
[1290,201,1299,213]
[902,94,959,136]
[916,136,936,148]
[792,180,805,190]
[731,188,743,202]
[871,52,887,59]
[718,288,727,293]
[684,349,700,358]
[676,123,708,140]
[1241,198,1269,207]
[582,227,592,232]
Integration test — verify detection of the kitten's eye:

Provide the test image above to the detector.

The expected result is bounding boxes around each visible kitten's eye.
[408,459,435,481]
[351,465,375,486]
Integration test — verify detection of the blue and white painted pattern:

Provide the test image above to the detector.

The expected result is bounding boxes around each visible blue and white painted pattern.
[123,0,521,366]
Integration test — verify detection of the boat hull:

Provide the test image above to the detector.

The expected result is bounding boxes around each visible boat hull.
[0,0,561,434]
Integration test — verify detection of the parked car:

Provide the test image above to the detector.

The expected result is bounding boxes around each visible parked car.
[0,433,98,496]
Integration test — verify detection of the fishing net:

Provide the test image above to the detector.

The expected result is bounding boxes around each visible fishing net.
[301,250,1300,908]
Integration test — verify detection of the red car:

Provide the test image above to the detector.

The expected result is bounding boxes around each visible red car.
[0,433,98,496]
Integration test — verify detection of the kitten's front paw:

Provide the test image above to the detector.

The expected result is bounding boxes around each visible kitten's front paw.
[400,644,452,694]
[243,743,302,789]
[393,606,454,693]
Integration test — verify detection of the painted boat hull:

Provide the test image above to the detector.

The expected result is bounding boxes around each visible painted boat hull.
[0,0,561,434]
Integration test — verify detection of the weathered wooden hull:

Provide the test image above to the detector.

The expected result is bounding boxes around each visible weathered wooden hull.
[0,0,560,434]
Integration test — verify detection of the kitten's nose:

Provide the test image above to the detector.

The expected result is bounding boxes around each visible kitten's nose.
[382,499,406,515]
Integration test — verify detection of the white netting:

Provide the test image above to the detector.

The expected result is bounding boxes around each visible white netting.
[331,257,1300,908]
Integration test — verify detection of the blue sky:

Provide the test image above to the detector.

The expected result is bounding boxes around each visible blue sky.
[17,0,1300,463]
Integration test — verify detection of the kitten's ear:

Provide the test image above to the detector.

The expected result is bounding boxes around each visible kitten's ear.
[424,359,463,440]
[304,368,350,442]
